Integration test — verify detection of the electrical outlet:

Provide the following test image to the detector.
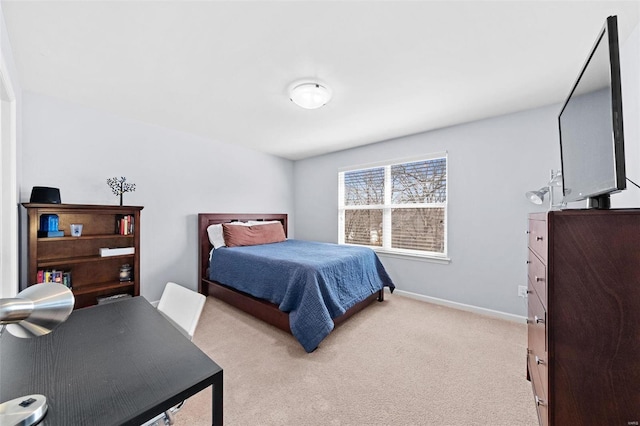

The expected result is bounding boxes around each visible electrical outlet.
[518,285,528,298]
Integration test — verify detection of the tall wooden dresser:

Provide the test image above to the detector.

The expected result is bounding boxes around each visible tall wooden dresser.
[527,209,640,425]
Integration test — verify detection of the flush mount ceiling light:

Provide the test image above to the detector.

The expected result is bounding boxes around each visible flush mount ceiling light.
[289,82,332,109]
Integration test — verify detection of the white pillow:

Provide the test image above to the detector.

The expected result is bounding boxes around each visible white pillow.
[207,222,250,249]
[206,224,225,249]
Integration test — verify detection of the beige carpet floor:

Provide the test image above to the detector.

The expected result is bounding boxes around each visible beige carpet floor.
[178,294,538,426]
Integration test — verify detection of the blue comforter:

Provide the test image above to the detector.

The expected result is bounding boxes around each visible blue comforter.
[209,239,394,352]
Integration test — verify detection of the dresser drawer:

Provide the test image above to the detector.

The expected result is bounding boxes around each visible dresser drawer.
[528,338,548,408]
[528,353,549,426]
[528,289,546,360]
[528,289,548,426]
[528,218,548,263]
[528,250,546,307]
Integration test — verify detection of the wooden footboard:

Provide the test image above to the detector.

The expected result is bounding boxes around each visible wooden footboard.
[202,278,383,334]
[203,278,291,333]
[198,213,385,338]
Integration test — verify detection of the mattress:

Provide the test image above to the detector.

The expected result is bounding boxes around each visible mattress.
[209,239,394,351]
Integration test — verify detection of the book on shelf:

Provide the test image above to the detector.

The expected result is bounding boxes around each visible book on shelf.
[37,269,72,288]
[115,214,135,236]
[39,214,59,232]
[62,272,72,288]
[99,247,135,257]
[37,230,64,238]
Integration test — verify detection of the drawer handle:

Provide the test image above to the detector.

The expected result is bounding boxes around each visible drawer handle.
[535,395,547,406]
[535,276,544,282]
[536,236,543,241]
[535,315,545,324]
[526,260,531,264]
[535,355,545,365]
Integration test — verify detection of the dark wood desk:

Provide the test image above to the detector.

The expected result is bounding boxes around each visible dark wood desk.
[0,297,223,425]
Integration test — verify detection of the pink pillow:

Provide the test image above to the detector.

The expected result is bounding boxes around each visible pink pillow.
[222,222,286,247]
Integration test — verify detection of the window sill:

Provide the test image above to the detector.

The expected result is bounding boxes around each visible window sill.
[373,249,451,264]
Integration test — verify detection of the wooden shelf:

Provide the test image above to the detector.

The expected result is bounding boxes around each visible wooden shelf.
[38,234,134,242]
[22,203,143,309]
[38,253,135,268]
[73,280,134,296]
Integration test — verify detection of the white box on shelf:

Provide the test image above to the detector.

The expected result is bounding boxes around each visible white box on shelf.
[99,247,135,257]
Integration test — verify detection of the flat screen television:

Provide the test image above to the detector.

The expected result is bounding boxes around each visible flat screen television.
[559,15,625,209]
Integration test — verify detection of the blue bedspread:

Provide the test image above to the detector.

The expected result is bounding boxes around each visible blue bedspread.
[209,239,394,352]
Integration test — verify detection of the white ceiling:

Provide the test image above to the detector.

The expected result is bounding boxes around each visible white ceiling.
[2,1,639,160]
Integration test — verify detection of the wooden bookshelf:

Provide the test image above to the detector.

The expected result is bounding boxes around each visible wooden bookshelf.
[22,203,143,309]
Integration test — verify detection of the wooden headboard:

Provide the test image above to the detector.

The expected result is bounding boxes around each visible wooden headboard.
[197,213,288,294]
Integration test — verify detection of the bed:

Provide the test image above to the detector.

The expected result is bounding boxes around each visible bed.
[198,213,395,352]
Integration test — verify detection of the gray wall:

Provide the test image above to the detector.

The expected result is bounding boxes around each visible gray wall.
[293,21,640,318]
[293,105,559,317]
[20,92,294,302]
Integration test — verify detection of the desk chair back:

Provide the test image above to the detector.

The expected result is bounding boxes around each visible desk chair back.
[157,282,206,340]
[142,283,207,425]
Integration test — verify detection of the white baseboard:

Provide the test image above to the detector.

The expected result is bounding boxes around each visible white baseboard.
[391,289,527,324]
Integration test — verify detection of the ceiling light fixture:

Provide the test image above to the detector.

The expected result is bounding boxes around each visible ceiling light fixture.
[289,82,332,109]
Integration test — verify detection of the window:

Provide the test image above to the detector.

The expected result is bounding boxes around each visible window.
[338,154,447,258]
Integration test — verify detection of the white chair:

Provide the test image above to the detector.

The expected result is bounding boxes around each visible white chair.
[142,282,207,426]
[157,282,206,340]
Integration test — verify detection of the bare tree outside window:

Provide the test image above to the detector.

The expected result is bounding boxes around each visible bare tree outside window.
[391,159,446,252]
[391,207,445,252]
[345,210,383,246]
[343,168,384,246]
[339,156,447,256]
[391,159,446,204]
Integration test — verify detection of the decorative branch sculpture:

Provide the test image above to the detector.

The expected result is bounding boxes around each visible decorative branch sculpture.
[107,177,136,206]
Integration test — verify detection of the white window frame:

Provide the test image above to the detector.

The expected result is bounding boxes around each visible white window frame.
[338,153,449,262]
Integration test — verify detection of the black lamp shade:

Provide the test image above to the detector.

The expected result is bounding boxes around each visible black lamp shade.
[30,187,61,204]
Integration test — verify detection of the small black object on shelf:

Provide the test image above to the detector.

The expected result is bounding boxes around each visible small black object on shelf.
[30,187,61,204]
